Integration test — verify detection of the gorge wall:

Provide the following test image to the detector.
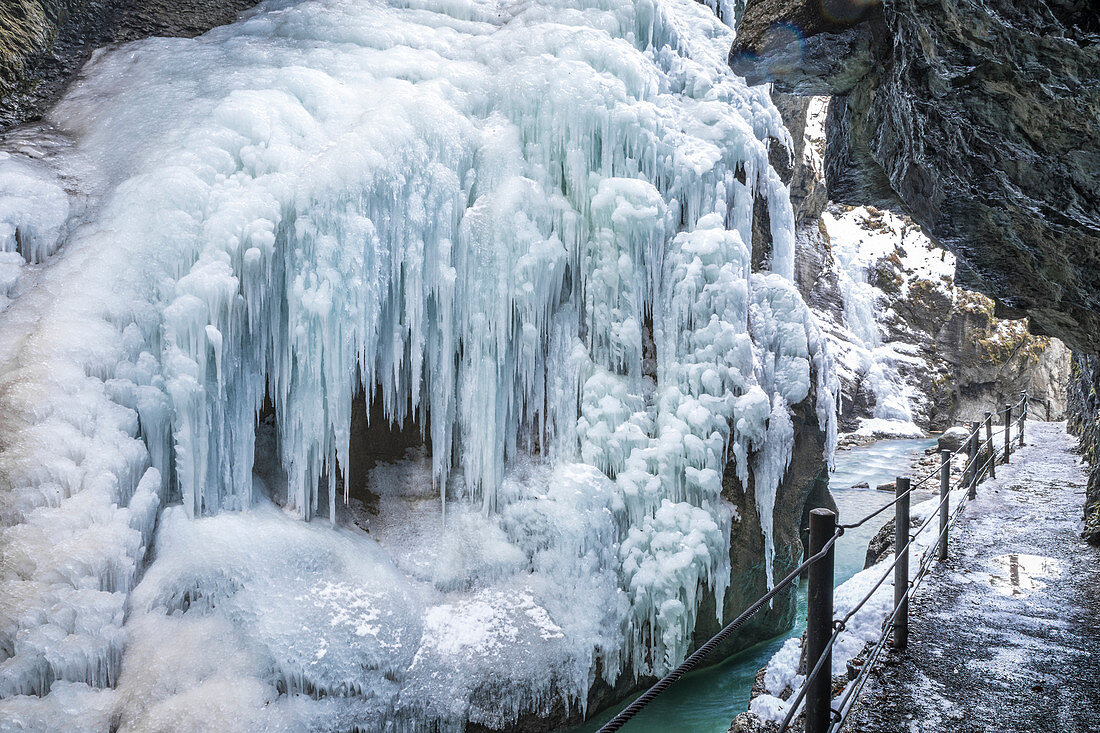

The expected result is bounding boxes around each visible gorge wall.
[730,0,1100,353]
[763,94,1069,441]
[1068,356,1100,544]
[730,0,1096,538]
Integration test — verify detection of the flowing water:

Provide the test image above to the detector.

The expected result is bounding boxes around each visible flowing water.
[575,437,937,732]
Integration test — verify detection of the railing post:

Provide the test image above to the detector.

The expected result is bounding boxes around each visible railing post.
[806,508,836,733]
[893,477,910,650]
[985,411,995,479]
[1019,392,1027,447]
[1003,404,1012,463]
[968,421,980,499]
[939,451,950,561]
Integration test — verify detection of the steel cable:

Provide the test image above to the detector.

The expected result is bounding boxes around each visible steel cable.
[596,531,842,732]
[828,444,1004,732]
[597,396,1028,731]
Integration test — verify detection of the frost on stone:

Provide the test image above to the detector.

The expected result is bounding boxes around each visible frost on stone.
[0,0,838,727]
[823,204,955,438]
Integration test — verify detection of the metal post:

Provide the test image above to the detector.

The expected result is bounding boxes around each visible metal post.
[939,450,950,561]
[1004,404,1012,463]
[985,411,995,479]
[806,508,836,733]
[893,477,910,650]
[1019,392,1027,447]
[968,421,980,499]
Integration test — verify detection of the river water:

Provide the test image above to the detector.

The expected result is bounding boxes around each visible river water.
[575,437,937,732]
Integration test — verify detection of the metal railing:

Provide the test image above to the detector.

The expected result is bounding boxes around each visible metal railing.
[597,392,1031,733]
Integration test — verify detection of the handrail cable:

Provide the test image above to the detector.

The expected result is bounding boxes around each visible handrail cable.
[827,458,980,732]
[778,468,973,730]
[596,531,842,732]
[782,413,1021,731]
[826,440,1007,732]
[843,441,980,531]
[595,396,1029,731]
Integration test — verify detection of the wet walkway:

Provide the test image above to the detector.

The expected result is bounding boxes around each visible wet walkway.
[842,422,1100,733]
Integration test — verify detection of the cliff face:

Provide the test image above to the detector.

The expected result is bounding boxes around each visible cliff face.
[730,0,1100,355]
[0,0,257,127]
[730,0,1091,537]
[830,205,1070,431]
[729,0,1095,534]
[769,96,1069,438]
[1067,355,1100,544]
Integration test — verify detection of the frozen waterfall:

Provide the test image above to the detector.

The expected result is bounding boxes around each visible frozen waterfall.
[0,0,836,729]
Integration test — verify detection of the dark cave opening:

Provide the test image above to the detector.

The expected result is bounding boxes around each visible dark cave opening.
[343,387,432,510]
[252,386,431,517]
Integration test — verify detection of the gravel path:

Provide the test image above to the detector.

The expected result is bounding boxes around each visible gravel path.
[842,421,1100,733]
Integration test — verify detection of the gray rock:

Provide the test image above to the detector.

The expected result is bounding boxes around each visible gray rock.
[770,92,829,227]
[730,0,1100,355]
[1,0,260,128]
[937,426,971,453]
[864,513,919,568]
[1067,354,1100,545]
[829,206,1068,431]
[729,711,782,733]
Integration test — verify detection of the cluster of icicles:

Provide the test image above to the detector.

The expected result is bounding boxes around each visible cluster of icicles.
[0,0,837,725]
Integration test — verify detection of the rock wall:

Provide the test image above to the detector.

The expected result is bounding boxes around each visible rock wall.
[1067,355,1100,545]
[730,0,1100,355]
[729,0,1093,525]
[773,98,1069,438]
[1,0,257,127]
[841,205,1070,429]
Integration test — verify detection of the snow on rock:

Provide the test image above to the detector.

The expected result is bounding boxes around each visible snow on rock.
[816,202,1067,440]
[824,206,936,437]
[815,204,951,439]
[0,0,837,726]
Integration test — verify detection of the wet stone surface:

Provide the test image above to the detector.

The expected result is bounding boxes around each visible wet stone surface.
[842,422,1100,733]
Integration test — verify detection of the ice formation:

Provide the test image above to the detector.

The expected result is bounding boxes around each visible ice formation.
[823,203,953,438]
[0,0,836,728]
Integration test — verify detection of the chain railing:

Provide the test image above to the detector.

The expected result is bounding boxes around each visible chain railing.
[784,391,1028,733]
[596,392,1031,733]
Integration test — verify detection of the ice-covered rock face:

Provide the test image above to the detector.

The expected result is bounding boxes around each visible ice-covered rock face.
[0,0,836,727]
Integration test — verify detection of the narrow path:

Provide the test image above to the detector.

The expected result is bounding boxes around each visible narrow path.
[842,422,1100,733]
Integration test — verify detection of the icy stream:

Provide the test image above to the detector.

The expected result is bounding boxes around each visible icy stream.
[0,0,843,730]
